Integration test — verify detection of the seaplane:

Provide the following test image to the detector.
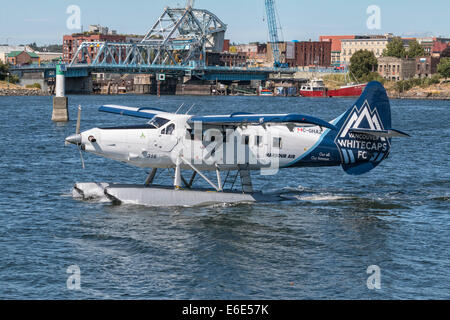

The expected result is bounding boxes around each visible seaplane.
[66,81,409,206]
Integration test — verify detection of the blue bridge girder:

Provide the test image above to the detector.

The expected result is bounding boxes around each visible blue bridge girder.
[11,63,298,81]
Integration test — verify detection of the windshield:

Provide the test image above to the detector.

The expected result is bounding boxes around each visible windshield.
[148,117,170,128]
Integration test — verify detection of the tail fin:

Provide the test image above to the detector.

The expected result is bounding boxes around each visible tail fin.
[332,81,405,175]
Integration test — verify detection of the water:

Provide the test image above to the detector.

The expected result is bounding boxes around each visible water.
[0,94,448,300]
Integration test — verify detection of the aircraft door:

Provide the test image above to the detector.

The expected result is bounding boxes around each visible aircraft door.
[156,123,179,152]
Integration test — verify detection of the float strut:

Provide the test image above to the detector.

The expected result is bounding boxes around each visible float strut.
[174,157,183,190]
[145,168,158,186]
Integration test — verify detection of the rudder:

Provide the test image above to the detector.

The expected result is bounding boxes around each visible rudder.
[333,81,393,175]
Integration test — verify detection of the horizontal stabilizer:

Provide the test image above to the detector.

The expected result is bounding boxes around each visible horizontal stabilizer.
[349,128,410,138]
[189,114,338,131]
[99,105,167,119]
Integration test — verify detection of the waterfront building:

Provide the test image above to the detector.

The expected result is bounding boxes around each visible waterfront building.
[432,41,450,57]
[415,56,440,78]
[0,45,34,63]
[235,42,268,67]
[7,51,40,66]
[341,35,393,65]
[206,52,248,67]
[36,52,62,63]
[377,57,416,81]
[293,41,332,67]
[63,33,127,63]
[319,35,356,67]
[266,42,297,67]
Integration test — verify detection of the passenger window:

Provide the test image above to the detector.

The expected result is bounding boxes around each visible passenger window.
[255,136,263,147]
[273,137,282,149]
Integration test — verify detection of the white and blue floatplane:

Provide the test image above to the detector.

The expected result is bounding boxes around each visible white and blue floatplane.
[66,81,409,206]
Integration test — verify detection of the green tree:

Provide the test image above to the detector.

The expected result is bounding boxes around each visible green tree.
[349,50,378,81]
[28,42,39,51]
[383,38,406,58]
[0,61,9,81]
[437,57,450,78]
[407,40,426,58]
[0,61,19,84]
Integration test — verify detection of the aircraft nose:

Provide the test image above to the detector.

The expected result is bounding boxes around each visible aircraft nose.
[65,134,82,145]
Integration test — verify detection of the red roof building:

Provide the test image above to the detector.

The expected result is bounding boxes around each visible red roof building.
[319,35,356,66]
[432,41,450,57]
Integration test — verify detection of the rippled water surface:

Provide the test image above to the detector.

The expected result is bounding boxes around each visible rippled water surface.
[0,94,448,299]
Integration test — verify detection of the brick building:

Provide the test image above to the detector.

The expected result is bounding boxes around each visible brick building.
[294,41,331,67]
[319,35,356,66]
[432,41,450,57]
[7,51,40,66]
[63,33,126,63]
[377,57,416,81]
[415,56,440,78]
[206,52,247,67]
[0,45,34,63]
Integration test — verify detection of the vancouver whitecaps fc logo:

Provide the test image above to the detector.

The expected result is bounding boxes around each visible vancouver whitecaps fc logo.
[334,101,390,165]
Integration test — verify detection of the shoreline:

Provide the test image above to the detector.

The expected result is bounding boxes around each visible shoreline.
[0,88,50,96]
[0,89,449,100]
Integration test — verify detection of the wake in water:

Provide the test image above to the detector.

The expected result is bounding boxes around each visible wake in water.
[69,181,410,211]
[72,183,111,203]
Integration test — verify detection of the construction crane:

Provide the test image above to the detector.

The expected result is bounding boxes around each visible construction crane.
[264,0,288,68]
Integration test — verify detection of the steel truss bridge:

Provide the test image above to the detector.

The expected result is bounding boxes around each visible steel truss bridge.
[12,5,297,81]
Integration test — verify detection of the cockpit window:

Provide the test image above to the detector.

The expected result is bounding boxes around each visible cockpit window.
[149,117,170,128]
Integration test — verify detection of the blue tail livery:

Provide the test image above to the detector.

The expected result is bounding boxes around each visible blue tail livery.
[288,81,410,175]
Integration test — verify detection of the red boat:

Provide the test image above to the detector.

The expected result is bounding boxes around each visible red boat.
[300,79,366,98]
[328,83,367,97]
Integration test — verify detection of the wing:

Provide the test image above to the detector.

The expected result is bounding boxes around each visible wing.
[99,105,168,119]
[188,113,338,131]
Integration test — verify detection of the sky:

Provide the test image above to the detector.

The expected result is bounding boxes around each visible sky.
[0,0,449,46]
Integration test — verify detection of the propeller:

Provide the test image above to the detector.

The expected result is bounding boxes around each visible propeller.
[65,106,85,169]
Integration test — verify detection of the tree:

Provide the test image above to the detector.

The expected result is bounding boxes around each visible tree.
[350,50,378,81]
[441,46,450,58]
[383,38,406,58]
[407,40,426,58]
[0,61,9,81]
[28,42,39,51]
[0,61,19,84]
[437,57,450,78]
